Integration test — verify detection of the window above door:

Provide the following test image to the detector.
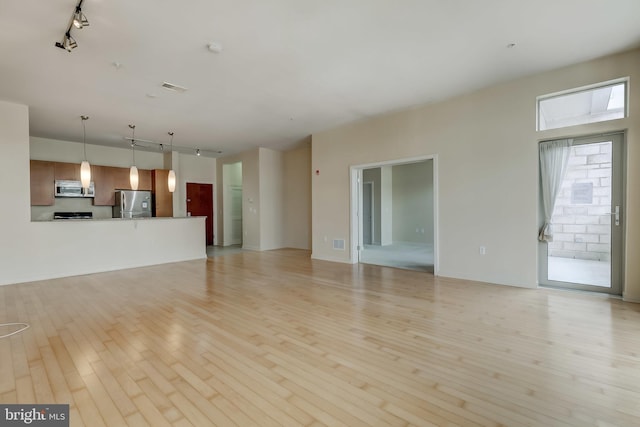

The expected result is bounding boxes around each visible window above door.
[537,79,628,131]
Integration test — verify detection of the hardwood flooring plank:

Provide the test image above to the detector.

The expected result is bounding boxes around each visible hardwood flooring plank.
[0,249,638,427]
[133,393,173,427]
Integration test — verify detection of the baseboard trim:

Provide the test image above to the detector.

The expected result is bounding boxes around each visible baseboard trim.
[311,254,355,264]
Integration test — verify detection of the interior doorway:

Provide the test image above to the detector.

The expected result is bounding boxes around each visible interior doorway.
[223,162,243,247]
[538,132,625,295]
[186,182,214,245]
[350,155,438,274]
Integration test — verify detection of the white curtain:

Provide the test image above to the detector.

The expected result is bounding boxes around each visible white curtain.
[539,138,572,242]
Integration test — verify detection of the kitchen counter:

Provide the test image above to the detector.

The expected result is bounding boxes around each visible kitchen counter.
[32,216,207,222]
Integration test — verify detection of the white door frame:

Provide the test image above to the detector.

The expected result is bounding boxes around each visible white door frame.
[349,154,439,275]
[538,132,625,295]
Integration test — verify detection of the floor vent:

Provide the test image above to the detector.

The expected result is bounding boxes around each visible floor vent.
[333,239,345,250]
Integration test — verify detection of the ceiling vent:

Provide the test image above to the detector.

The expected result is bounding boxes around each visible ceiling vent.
[161,82,188,93]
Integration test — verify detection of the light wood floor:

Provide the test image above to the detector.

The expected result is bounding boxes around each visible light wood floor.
[1,249,639,426]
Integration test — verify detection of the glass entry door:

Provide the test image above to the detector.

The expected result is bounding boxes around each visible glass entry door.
[539,133,625,295]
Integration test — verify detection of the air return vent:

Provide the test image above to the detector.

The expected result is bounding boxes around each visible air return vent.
[161,81,188,93]
[333,239,345,251]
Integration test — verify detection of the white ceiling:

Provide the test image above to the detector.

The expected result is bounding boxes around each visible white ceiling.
[1,0,639,157]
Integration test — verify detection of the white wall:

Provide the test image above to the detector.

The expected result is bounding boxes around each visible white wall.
[0,100,206,286]
[216,149,260,250]
[30,137,164,169]
[283,140,312,250]
[380,166,393,245]
[176,153,217,241]
[312,48,640,300]
[392,161,434,244]
[259,148,284,250]
[216,141,312,251]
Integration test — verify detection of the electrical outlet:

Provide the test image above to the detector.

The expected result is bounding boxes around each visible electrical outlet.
[479,246,486,255]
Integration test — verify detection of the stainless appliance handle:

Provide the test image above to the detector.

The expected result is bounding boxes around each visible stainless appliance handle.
[611,205,620,226]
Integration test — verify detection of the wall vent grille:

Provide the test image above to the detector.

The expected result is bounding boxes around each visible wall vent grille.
[161,82,188,93]
[333,239,345,250]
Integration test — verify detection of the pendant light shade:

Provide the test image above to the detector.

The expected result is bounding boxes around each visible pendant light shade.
[167,131,176,193]
[80,160,91,188]
[167,169,176,193]
[80,115,91,189]
[130,166,139,190]
[129,124,138,190]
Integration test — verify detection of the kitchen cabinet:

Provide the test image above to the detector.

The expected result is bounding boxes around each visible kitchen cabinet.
[152,169,173,217]
[138,169,152,191]
[113,167,151,191]
[29,158,157,207]
[54,162,80,181]
[93,166,153,206]
[30,160,55,206]
[92,165,116,206]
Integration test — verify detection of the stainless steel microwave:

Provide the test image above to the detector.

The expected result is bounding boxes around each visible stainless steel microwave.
[54,180,95,198]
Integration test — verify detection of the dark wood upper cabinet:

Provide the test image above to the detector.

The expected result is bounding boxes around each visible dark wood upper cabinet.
[92,165,116,206]
[30,160,55,206]
[30,160,159,207]
[138,169,152,191]
[152,169,173,217]
[54,162,80,181]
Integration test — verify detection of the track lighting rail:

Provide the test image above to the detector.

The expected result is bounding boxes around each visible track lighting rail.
[55,0,88,52]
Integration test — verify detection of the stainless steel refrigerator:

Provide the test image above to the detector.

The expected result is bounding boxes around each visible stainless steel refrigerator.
[113,190,152,218]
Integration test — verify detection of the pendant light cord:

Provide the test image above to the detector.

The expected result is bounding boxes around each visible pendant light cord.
[129,124,136,165]
[82,117,87,160]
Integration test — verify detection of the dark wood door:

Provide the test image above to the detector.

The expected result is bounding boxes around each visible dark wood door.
[186,182,214,245]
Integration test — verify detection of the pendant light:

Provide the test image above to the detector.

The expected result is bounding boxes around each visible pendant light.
[167,131,176,193]
[79,115,91,189]
[129,124,139,190]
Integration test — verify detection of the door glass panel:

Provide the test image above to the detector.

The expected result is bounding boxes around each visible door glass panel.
[547,141,612,287]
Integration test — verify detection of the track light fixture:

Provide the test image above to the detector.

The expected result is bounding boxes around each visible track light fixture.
[73,1,89,29]
[55,0,88,52]
[122,134,222,157]
[56,31,78,52]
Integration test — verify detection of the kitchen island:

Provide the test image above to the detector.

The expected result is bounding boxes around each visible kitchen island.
[3,216,207,286]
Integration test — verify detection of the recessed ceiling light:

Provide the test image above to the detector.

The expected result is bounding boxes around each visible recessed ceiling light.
[507,43,516,48]
[207,42,223,53]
